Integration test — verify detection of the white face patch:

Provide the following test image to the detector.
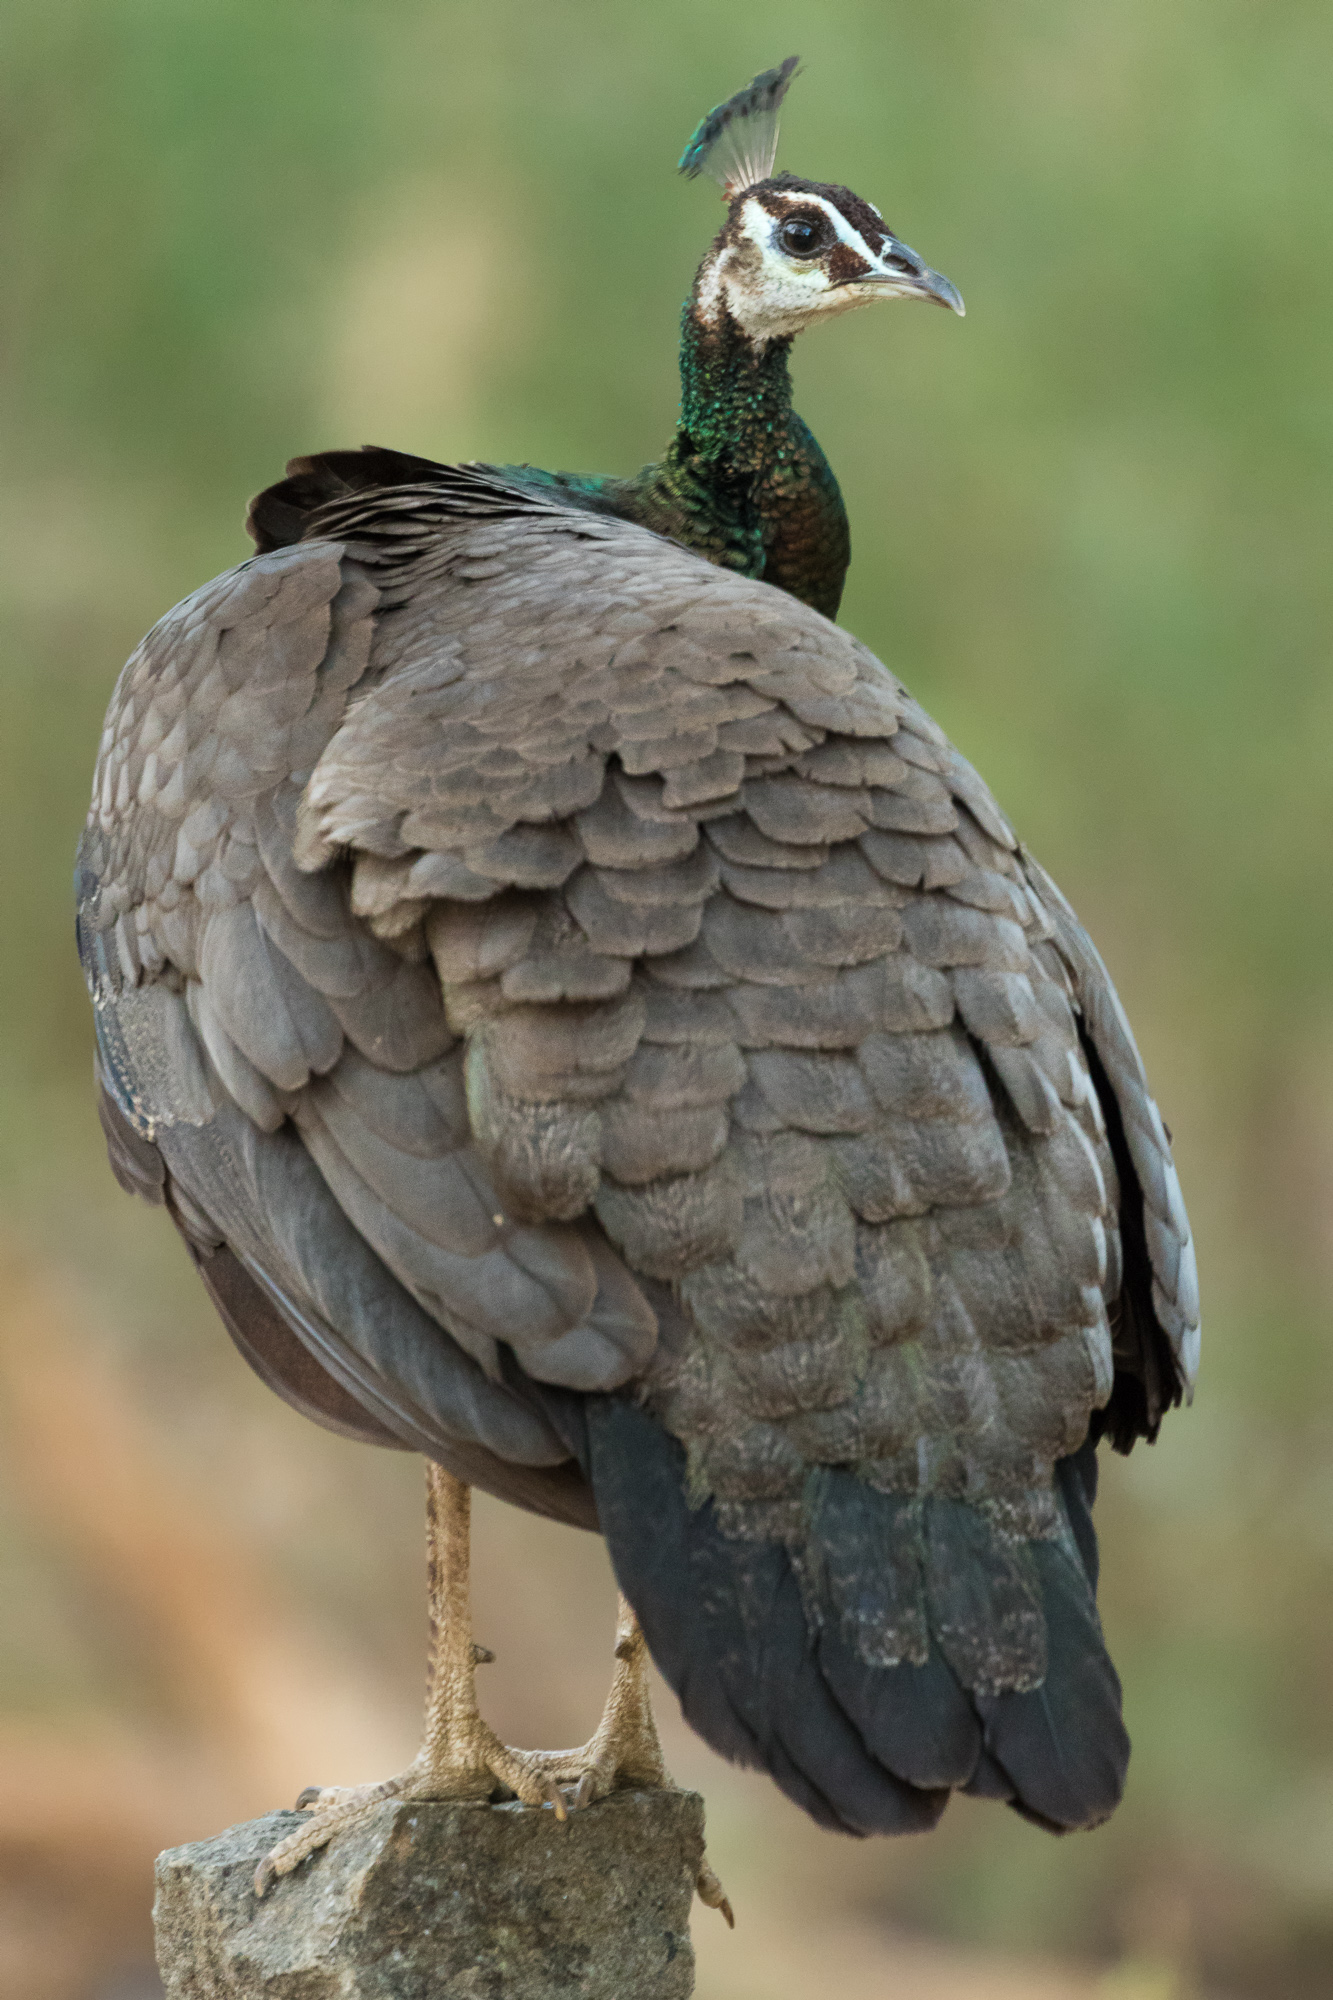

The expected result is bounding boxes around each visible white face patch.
[696,189,946,346]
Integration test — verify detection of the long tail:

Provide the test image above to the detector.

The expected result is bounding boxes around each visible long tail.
[584,1399,1127,1835]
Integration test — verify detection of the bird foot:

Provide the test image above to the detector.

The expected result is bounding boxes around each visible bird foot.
[254,1717,733,1926]
[503,1627,733,1925]
[252,1723,569,1898]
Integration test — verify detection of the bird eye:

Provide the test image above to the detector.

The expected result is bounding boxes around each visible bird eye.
[778,215,826,258]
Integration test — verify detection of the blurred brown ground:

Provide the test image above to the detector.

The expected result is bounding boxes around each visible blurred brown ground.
[1,4,1330,1997]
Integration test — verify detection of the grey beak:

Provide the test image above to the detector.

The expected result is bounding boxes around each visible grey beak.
[857,237,966,317]
[905,261,965,316]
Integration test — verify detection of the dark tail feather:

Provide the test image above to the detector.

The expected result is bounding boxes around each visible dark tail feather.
[1056,1435,1101,1587]
[818,1641,982,1793]
[586,1401,944,1834]
[975,1533,1128,1831]
[584,1399,1127,1836]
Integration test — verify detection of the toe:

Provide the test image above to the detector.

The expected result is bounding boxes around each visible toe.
[696,1858,734,1928]
[254,1826,318,1898]
[486,1747,570,1820]
[538,1775,569,1821]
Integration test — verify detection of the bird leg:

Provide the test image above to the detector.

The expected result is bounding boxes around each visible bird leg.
[254,1463,732,1925]
[255,1463,567,1896]
[514,1593,734,1925]
[522,1592,667,1804]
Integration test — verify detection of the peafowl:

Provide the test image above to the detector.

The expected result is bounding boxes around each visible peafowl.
[76,59,1198,1910]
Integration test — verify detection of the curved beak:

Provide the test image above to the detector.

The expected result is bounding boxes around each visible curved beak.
[852,235,965,317]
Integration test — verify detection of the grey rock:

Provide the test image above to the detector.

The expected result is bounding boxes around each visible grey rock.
[153,1791,704,1998]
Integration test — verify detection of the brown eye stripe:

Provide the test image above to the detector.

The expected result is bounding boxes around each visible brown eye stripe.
[827,243,873,285]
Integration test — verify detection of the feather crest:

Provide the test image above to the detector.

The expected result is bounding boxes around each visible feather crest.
[678,57,800,199]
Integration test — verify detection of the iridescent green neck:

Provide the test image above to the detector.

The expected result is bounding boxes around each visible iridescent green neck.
[509,305,851,620]
[676,303,797,472]
[635,305,850,619]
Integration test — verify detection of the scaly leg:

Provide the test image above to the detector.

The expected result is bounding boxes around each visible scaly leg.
[517,1593,733,1924]
[523,1593,666,1801]
[255,1465,566,1895]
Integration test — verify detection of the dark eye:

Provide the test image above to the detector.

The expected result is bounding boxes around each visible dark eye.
[778,214,827,258]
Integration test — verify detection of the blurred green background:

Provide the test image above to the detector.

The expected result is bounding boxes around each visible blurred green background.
[1,4,1330,1996]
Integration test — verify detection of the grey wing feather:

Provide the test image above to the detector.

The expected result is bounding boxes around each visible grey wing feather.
[89,995,587,1515]
[1020,851,1199,1428]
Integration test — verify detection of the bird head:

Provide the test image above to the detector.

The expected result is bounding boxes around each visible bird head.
[680,59,964,347]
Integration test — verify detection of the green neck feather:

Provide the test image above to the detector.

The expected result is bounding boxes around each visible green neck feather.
[676,302,796,470]
[513,304,851,621]
[631,305,850,620]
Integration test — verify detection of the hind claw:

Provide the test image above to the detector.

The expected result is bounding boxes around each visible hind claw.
[696,1859,735,1927]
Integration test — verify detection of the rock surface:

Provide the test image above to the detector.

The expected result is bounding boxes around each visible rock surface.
[153,1790,704,1999]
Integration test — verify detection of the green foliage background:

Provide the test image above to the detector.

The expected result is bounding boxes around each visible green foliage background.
[1,3,1330,1992]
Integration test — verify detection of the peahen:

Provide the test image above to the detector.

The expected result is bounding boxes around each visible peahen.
[76,58,1199,1908]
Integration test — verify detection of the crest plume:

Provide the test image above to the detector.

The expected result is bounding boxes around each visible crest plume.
[678,56,800,199]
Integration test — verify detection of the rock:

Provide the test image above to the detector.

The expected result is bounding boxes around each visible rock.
[153,1790,705,1998]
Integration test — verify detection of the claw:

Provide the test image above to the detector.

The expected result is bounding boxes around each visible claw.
[696,1859,734,1928]
[572,1767,598,1812]
[294,1785,323,1811]
[541,1776,568,1822]
[253,1856,278,1899]
[472,1643,496,1664]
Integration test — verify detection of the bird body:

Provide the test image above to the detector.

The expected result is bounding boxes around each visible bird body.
[77,61,1198,1860]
